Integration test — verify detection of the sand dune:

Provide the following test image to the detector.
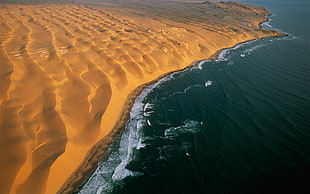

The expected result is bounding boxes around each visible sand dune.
[0,1,283,193]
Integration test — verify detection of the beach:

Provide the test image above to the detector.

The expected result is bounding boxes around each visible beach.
[0,0,283,193]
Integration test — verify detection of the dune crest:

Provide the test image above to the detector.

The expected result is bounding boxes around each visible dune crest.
[0,1,283,194]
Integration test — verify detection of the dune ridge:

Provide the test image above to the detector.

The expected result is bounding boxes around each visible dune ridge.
[0,1,283,194]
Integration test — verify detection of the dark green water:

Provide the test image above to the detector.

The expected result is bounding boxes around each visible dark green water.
[79,0,310,193]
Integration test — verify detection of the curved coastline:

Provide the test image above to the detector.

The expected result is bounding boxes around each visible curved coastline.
[210,15,287,61]
[0,1,286,193]
[59,16,286,193]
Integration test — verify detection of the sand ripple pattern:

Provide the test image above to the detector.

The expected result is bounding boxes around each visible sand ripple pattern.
[0,2,282,194]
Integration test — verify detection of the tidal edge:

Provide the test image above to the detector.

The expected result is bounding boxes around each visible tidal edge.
[58,14,286,194]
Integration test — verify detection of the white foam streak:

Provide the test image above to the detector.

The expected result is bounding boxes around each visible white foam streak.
[143,103,154,112]
[163,120,201,138]
[158,120,202,160]
[244,44,266,53]
[184,84,201,93]
[112,160,133,181]
[216,40,257,61]
[147,119,152,126]
[205,80,213,87]
[136,120,144,133]
[238,43,268,58]
[196,60,208,70]
[136,138,146,150]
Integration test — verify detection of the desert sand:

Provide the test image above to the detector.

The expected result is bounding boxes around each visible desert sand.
[0,0,283,193]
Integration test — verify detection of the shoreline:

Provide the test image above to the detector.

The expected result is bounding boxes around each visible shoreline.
[59,16,286,193]
[57,59,198,194]
[0,2,286,193]
[210,15,287,61]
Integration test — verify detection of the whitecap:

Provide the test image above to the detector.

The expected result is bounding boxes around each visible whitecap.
[184,84,201,93]
[216,40,257,61]
[147,119,152,126]
[217,49,230,61]
[136,138,146,150]
[143,111,154,117]
[136,120,145,134]
[196,60,207,70]
[143,103,154,112]
[281,34,298,41]
[163,120,201,139]
[158,121,202,160]
[244,43,268,54]
[205,80,213,87]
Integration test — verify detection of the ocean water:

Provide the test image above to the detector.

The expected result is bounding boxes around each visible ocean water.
[78,0,310,193]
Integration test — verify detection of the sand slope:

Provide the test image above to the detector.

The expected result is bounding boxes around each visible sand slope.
[0,1,282,193]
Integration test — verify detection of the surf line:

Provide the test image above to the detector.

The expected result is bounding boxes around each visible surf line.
[59,16,286,194]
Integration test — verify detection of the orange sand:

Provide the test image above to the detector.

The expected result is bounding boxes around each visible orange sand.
[0,1,283,194]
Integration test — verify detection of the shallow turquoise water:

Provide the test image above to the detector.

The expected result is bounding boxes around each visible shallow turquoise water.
[78,0,310,193]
